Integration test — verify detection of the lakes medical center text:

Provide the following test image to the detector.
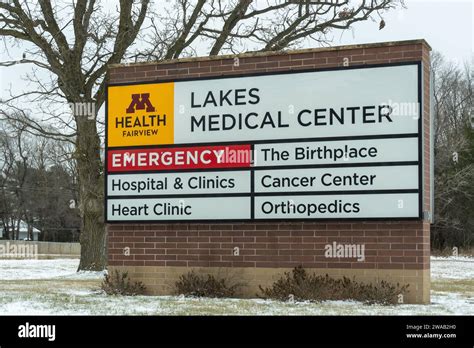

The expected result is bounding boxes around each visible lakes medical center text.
[105,63,422,222]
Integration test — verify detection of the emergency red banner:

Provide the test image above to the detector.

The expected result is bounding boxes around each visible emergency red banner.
[107,144,252,172]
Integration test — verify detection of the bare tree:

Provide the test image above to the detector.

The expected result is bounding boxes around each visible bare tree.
[0,127,18,240]
[0,121,80,242]
[0,123,31,240]
[1,0,149,270]
[135,0,401,60]
[431,52,474,249]
[0,0,402,270]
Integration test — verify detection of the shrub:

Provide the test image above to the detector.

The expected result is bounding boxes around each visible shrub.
[174,270,242,298]
[258,266,409,305]
[101,270,146,296]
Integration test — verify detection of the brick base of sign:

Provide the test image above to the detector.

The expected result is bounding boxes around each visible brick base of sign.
[108,220,430,304]
[109,266,430,304]
[107,39,432,305]
[108,266,430,304]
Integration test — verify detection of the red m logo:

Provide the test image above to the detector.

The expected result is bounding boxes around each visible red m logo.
[126,93,156,113]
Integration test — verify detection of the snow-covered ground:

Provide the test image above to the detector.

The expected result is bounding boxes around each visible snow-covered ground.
[431,256,474,280]
[0,257,473,315]
[0,259,105,280]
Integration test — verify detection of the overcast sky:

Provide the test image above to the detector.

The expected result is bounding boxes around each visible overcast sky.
[0,0,472,103]
[333,0,473,64]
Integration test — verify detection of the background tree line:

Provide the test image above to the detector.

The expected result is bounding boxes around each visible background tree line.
[431,53,474,251]
[0,124,80,242]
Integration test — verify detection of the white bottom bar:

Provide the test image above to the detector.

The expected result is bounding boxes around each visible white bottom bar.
[107,197,250,221]
[255,193,419,219]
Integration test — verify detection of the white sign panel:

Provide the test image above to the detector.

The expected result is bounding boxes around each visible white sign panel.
[254,138,419,166]
[108,171,250,196]
[107,197,250,221]
[254,193,419,219]
[254,166,419,193]
[174,64,419,144]
[106,62,422,222]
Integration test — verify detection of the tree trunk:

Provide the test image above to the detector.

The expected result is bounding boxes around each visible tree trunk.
[15,219,20,240]
[1,220,10,240]
[76,114,106,271]
[27,224,32,240]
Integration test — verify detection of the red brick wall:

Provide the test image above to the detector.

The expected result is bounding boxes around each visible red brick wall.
[107,40,432,272]
[108,221,430,270]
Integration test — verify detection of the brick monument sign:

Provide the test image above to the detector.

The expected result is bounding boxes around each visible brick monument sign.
[106,39,432,304]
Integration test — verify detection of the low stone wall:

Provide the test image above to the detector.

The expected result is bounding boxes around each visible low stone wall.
[0,240,80,259]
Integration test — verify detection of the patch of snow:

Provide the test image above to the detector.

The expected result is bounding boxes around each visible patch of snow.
[60,289,98,296]
[0,258,104,280]
[59,270,105,280]
[0,259,79,280]
[431,256,474,280]
[1,300,53,315]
